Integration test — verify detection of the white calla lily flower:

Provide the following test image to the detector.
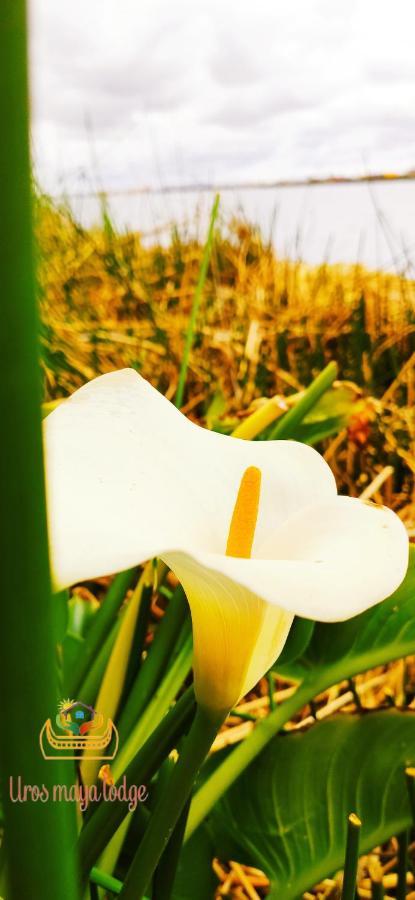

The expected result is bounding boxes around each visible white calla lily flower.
[44,369,409,714]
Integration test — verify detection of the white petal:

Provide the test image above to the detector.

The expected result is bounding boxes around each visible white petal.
[164,497,408,623]
[162,549,293,711]
[44,369,336,587]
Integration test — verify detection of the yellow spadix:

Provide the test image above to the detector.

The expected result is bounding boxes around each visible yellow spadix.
[226,466,261,559]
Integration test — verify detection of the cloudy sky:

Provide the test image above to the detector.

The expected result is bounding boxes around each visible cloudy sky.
[30,0,415,194]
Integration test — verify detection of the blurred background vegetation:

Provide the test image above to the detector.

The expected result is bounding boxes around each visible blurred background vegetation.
[37,194,414,533]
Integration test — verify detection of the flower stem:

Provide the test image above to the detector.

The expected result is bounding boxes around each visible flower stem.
[186,677,315,839]
[119,705,225,899]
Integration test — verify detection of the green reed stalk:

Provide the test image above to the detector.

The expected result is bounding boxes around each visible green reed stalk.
[396,830,409,900]
[90,867,123,895]
[174,194,219,408]
[341,813,361,900]
[0,3,80,898]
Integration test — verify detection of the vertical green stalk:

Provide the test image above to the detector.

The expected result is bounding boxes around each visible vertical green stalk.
[341,813,361,900]
[396,830,408,900]
[405,767,415,823]
[119,705,225,899]
[0,3,80,898]
[174,194,219,409]
[370,877,384,900]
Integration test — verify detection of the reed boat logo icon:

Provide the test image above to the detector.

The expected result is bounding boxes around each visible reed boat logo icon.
[40,699,119,761]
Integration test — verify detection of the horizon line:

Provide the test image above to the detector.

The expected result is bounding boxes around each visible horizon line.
[53,168,415,200]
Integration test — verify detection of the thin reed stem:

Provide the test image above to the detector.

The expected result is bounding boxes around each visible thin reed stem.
[175,194,219,408]
[341,813,361,900]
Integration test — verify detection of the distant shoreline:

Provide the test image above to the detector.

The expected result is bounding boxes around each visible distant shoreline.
[58,170,415,200]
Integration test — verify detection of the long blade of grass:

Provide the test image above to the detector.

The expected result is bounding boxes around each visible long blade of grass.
[268,361,338,439]
[81,565,152,787]
[174,194,220,408]
[116,585,189,746]
[0,3,80,897]
[67,566,137,695]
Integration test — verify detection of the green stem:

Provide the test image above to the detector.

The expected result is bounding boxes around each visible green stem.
[119,705,225,899]
[174,194,219,409]
[405,767,415,824]
[371,878,384,900]
[268,361,337,439]
[90,867,123,896]
[341,813,361,900]
[0,3,80,898]
[186,678,314,839]
[152,797,191,900]
[78,687,195,880]
[396,829,408,900]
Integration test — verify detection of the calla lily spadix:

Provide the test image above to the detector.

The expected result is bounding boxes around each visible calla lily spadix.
[44,369,409,715]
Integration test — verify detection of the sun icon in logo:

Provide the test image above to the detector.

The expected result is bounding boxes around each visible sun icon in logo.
[58,698,75,714]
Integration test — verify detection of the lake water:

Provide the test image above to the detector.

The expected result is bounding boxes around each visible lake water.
[69,180,415,274]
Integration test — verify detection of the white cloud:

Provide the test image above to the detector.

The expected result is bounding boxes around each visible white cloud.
[30,0,415,193]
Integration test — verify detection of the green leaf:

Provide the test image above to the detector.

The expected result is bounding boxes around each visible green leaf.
[172,828,217,900]
[206,711,415,900]
[304,384,357,423]
[292,384,357,445]
[293,414,344,446]
[275,616,315,667]
[188,548,415,835]
[268,361,337,440]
